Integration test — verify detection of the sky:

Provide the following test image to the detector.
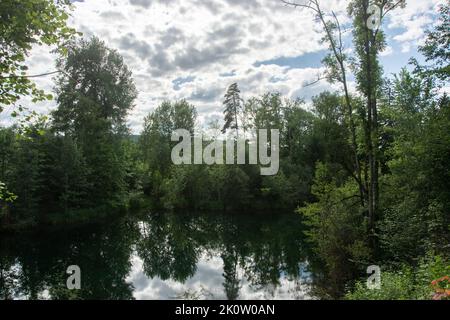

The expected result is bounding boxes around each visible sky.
[1,0,445,133]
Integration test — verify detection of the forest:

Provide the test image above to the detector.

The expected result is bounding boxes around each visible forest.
[0,0,449,300]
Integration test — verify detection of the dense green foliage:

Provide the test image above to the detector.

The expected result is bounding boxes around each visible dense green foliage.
[0,0,77,208]
[139,92,323,212]
[346,255,450,300]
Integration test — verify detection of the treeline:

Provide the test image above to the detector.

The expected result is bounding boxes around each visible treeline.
[139,93,327,212]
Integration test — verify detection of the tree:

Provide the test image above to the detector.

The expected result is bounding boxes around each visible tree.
[32,131,91,216]
[281,0,365,207]
[282,0,406,250]
[52,37,137,205]
[222,83,243,137]
[299,162,370,297]
[140,100,197,200]
[140,100,197,174]
[53,37,137,136]
[0,129,16,213]
[378,68,450,261]
[416,3,450,82]
[0,0,77,110]
[249,92,285,132]
[348,0,405,245]
[0,0,77,210]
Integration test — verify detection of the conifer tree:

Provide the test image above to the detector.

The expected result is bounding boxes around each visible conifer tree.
[222,83,243,137]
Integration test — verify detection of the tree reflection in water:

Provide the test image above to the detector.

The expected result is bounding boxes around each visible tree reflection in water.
[0,211,316,300]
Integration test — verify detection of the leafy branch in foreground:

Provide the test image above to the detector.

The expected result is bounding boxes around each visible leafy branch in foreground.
[0,0,78,111]
[0,181,17,203]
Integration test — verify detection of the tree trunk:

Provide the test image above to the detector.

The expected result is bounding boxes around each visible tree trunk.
[315,4,366,205]
[362,0,380,253]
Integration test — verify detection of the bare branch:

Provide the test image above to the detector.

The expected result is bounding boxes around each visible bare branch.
[280,0,319,14]
[332,11,344,53]
[302,74,326,87]
[381,0,405,19]
[372,0,405,40]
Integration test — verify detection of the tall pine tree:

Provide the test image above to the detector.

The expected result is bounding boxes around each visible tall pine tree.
[222,83,243,137]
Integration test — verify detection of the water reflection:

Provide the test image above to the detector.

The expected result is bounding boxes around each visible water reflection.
[0,212,314,300]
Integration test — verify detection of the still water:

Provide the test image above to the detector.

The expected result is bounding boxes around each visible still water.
[0,212,317,300]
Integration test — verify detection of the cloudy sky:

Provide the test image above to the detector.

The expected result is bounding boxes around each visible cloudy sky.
[1,0,445,133]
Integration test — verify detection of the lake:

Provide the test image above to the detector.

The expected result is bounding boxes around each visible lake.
[0,211,318,300]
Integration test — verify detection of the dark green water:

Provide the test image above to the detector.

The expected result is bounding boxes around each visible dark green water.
[0,212,317,300]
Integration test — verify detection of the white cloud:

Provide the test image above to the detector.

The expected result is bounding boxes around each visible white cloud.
[386,0,444,53]
[2,0,442,133]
